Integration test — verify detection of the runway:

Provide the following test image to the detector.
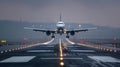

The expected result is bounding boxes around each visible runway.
[0,38,120,67]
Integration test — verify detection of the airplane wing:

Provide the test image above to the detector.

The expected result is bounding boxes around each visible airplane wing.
[24,27,56,33]
[66,27,97,33]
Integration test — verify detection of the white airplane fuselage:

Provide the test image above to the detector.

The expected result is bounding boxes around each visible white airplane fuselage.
[56,21,65,35]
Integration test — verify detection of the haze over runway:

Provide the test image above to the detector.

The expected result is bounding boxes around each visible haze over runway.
[0,0,120,27]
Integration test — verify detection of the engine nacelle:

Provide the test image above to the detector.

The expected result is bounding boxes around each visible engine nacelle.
[46,31,51,36]
[70,31,75,36]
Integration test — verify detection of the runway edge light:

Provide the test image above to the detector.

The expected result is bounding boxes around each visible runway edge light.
[1,40,7,46]
[1,40,7,43]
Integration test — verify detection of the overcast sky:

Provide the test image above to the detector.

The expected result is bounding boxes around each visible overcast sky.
[0,0,120,27]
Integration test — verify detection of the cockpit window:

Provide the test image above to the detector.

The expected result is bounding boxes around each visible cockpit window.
[59,23,63,24]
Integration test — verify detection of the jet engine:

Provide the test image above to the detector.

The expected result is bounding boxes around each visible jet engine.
[70,31,75,36]
[46,31,51,36]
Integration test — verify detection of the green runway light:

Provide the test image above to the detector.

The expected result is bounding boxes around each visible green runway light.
[1,40,7,43]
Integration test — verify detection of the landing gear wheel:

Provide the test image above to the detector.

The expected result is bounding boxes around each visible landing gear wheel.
[66,36,69,38]
[51,36,55,38]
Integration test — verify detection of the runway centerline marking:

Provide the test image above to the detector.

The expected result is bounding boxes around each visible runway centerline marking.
[59,38,65,66]
[59,39,63,57]
[40,57,83,60]
[0,56,35,63]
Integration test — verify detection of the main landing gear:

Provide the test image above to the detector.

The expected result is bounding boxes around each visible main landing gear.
[51,36,55,38]
[51,34,55,38]
[66,35,69,38]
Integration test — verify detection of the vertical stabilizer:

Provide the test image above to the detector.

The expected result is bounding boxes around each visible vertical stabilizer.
[60,13,62,21]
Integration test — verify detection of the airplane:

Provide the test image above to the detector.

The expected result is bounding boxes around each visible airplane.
[24,14,97,38]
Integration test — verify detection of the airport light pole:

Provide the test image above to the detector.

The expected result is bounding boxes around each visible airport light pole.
[113,37,117,48]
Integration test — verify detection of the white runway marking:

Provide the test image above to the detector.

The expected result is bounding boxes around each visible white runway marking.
[71,50,95,52]
[68,46,81,47]
[27,50,54,52]
[66,38,75,44]
[42,38,54,44]
[88,56,120,63]
[0,56,35,63]
[40,58,83,60]
[45,46,54,47]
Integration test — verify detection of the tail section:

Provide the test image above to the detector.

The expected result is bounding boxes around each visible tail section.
[60,13,62,21]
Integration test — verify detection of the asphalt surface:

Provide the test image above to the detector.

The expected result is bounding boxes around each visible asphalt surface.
[0,38,120,67]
